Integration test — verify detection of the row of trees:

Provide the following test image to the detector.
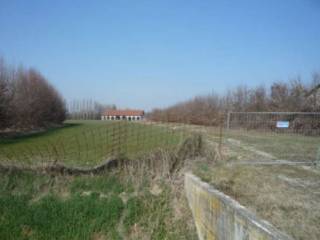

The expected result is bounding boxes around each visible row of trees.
[0,58,66,131]
[148,74,320,125]
[67,99,116,120]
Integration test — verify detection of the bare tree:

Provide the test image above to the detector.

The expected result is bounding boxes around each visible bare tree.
[287,78,306,111]
[247,85,268,112]
[0,59,10,128]
[231,85,250,111]
[67,99,116,120]
[149,73,320,126]
[270,82,289,111]
[0,58,66,130]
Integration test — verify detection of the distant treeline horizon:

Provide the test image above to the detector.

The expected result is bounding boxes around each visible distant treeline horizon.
[2,56,320,129]
[66,99,116,120]
[148,73,320,125]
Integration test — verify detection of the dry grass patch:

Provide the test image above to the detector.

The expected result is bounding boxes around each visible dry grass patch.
[194,163,320,240]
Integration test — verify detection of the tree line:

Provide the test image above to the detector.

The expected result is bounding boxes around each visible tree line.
[0,58,66,131]
[148,74,320,126]
[67,99,116,120]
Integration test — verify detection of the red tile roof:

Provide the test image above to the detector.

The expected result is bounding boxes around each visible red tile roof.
[103,109,144,116]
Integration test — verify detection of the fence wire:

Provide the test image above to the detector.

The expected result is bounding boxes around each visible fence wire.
[224,112,320,162]
[1,112,319,168]
[0,121,190,168]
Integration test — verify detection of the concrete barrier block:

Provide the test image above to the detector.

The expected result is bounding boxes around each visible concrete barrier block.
[185,173,293,240]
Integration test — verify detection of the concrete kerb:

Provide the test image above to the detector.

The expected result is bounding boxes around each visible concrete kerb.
[185,172,293,240]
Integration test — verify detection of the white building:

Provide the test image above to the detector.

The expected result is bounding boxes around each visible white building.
[101,109,144,121]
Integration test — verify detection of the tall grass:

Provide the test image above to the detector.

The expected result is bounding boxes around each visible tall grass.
[0,167,198,240]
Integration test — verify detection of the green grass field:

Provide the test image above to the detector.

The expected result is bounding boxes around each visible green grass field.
[0,120,184,167]
[1,121,319,239]
[0,170,196,240]
[0,121,196,240]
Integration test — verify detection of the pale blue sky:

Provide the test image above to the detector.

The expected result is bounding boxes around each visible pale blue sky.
[0,0,319,110]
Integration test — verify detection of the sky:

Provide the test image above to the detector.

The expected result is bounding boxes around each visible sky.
[0,0,319,111]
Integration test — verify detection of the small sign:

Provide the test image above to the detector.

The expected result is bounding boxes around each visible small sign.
[276,121,289,128]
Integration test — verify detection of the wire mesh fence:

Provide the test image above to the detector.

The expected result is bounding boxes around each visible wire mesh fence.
[0,121,190,168]
[223,112,320,162]
[1,112,319,169]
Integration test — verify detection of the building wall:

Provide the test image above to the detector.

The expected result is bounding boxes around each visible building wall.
[101,115,144,121]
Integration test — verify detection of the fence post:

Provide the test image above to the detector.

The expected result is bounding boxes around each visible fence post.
[226,111,231,130]
[218,112,224,159]
[316,147,320,169]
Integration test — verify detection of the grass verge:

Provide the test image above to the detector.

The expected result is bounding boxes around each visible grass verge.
[0,168,197,240]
